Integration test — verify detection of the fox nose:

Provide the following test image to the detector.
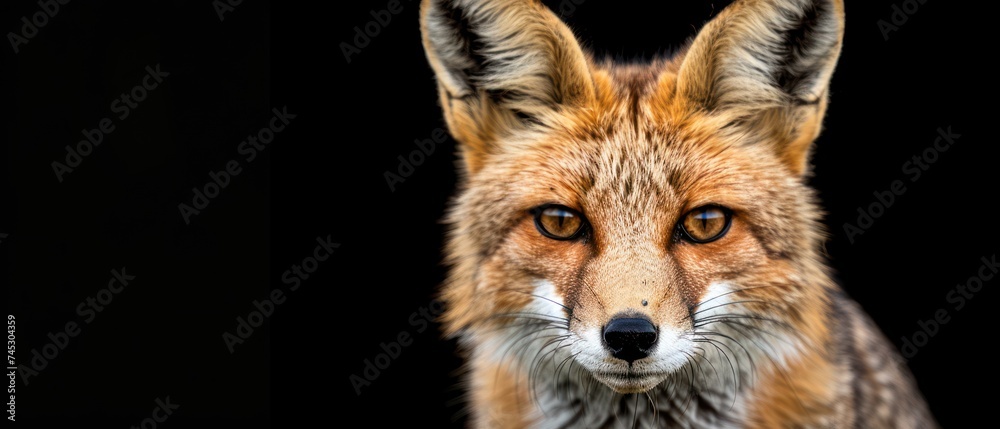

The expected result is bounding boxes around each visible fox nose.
[603,317,657,363]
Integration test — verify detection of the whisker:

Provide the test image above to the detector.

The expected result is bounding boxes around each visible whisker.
[644,388,659,428]
[480,311,570,326]
[691,345,721,385]
[690,335,738,393]
[691,335,742,408]
[721,322,812,415]
[689,285,782,309]
[630,392,640,429]
[685,299,783,321]
[693,313,791,330]
[554,346,580,384]
[524,291,578,316]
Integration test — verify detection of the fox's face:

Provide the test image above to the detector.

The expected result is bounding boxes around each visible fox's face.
[422,0,844,396]
[446,117,830,394]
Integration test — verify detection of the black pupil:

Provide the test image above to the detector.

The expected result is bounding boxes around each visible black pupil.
[537,206,581,239]
[683,206,728,242]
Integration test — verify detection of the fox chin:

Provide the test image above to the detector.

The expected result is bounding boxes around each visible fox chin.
[419,0,938,427]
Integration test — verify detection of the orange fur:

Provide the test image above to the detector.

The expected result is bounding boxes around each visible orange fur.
[420,0,936,427]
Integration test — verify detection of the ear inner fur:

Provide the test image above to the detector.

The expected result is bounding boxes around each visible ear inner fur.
[420,0,596,175]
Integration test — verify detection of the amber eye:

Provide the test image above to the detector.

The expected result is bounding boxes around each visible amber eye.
[533,204,586,240]
[679,205,732,243]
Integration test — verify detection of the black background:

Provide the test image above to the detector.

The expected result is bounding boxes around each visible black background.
[7,0,995,427]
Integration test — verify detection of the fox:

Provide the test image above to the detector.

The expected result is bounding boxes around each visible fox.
[419,0,938,427]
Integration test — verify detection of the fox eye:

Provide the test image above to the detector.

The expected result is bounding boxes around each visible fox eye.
[533,204,586,240]
[679,205,732,243]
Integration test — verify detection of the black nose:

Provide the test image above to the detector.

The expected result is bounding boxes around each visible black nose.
[603,317,657,363]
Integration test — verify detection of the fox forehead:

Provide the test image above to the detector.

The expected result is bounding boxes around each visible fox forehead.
[463,70,790,225]
[450,98,812,282]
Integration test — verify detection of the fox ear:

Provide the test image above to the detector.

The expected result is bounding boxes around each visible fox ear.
[420,0,595,175]
[675,0,845,175]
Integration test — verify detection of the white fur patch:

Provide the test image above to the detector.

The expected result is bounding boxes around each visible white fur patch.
[477,279,575,376]
[470,280,806,428]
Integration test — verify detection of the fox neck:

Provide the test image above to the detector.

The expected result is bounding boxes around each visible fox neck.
[530,353,751,429]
